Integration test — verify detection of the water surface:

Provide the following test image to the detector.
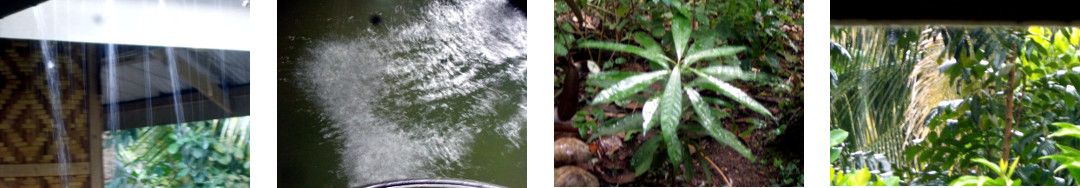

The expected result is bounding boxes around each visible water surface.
[278,0,526,187]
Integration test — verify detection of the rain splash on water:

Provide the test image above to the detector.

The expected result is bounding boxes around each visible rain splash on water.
[302,0,526,185]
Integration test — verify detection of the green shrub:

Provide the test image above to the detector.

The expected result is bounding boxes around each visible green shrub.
[579,6,784,179]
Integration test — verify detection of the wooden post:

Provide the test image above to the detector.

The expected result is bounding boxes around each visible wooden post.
[88,44,104,188]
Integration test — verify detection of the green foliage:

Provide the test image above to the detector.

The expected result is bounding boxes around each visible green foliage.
[832,25,1080,186]
[771,158,803,186]
[577,4,788,179]
[1040,122,1080,181]
[831,167,900,186]
[830,129,848,163]
[108,117,250,187]
[830,27,924,170]
[923,26,1080,185]
[630,136,663,176]
[949,158,1022,186]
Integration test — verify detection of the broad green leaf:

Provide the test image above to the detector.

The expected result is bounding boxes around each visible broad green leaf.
[167,143,180,154]
[555,43,568,56]
[579,41,672,68]
[233,148,245,159]
[692,72,775,118]
[672,14,691,60]
[686,87,753,160]
[642,96,660,134]
[586,71,639,88]
[659,68,684,167]
[633,31,663,55]
[631,136,663,176]
[213,142,227,153]
[178,168,190,178]
[192,148,206,158]
[1049,122,1080,139]
[217,154,233,165]
[590,70,669,105]
[669,0,690,18]
[588,114,644,142]
[852,168,871,186]
[830,129,849,147]
[831,148,843,163]
[683,46,746,67]
[971,158,1003,175]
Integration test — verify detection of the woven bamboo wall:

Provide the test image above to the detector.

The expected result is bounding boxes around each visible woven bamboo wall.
[0,39,91,188]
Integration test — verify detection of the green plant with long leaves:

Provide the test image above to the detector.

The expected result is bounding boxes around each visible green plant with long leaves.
[578,7,784,180]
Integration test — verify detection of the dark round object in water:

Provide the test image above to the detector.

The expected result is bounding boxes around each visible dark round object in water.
[507,0,526,14]
[554,166,599,187]
[369,14,382,26]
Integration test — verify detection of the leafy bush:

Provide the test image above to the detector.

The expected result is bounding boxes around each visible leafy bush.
[578,6,783,179]
[108,117,250,187]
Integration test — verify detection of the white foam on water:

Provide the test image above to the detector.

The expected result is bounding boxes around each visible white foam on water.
[303,0,526,186]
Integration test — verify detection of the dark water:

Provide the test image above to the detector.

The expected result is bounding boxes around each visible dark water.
[277,0,526,187]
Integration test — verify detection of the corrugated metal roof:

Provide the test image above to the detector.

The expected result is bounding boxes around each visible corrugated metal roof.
[101,47,249,104]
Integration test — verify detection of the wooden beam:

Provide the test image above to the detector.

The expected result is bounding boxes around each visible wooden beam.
[88,44,105,188]
[0,163,91,177]
[149,48,231,114]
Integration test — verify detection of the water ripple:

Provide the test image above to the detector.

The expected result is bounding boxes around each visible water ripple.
[302,0,525,186]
